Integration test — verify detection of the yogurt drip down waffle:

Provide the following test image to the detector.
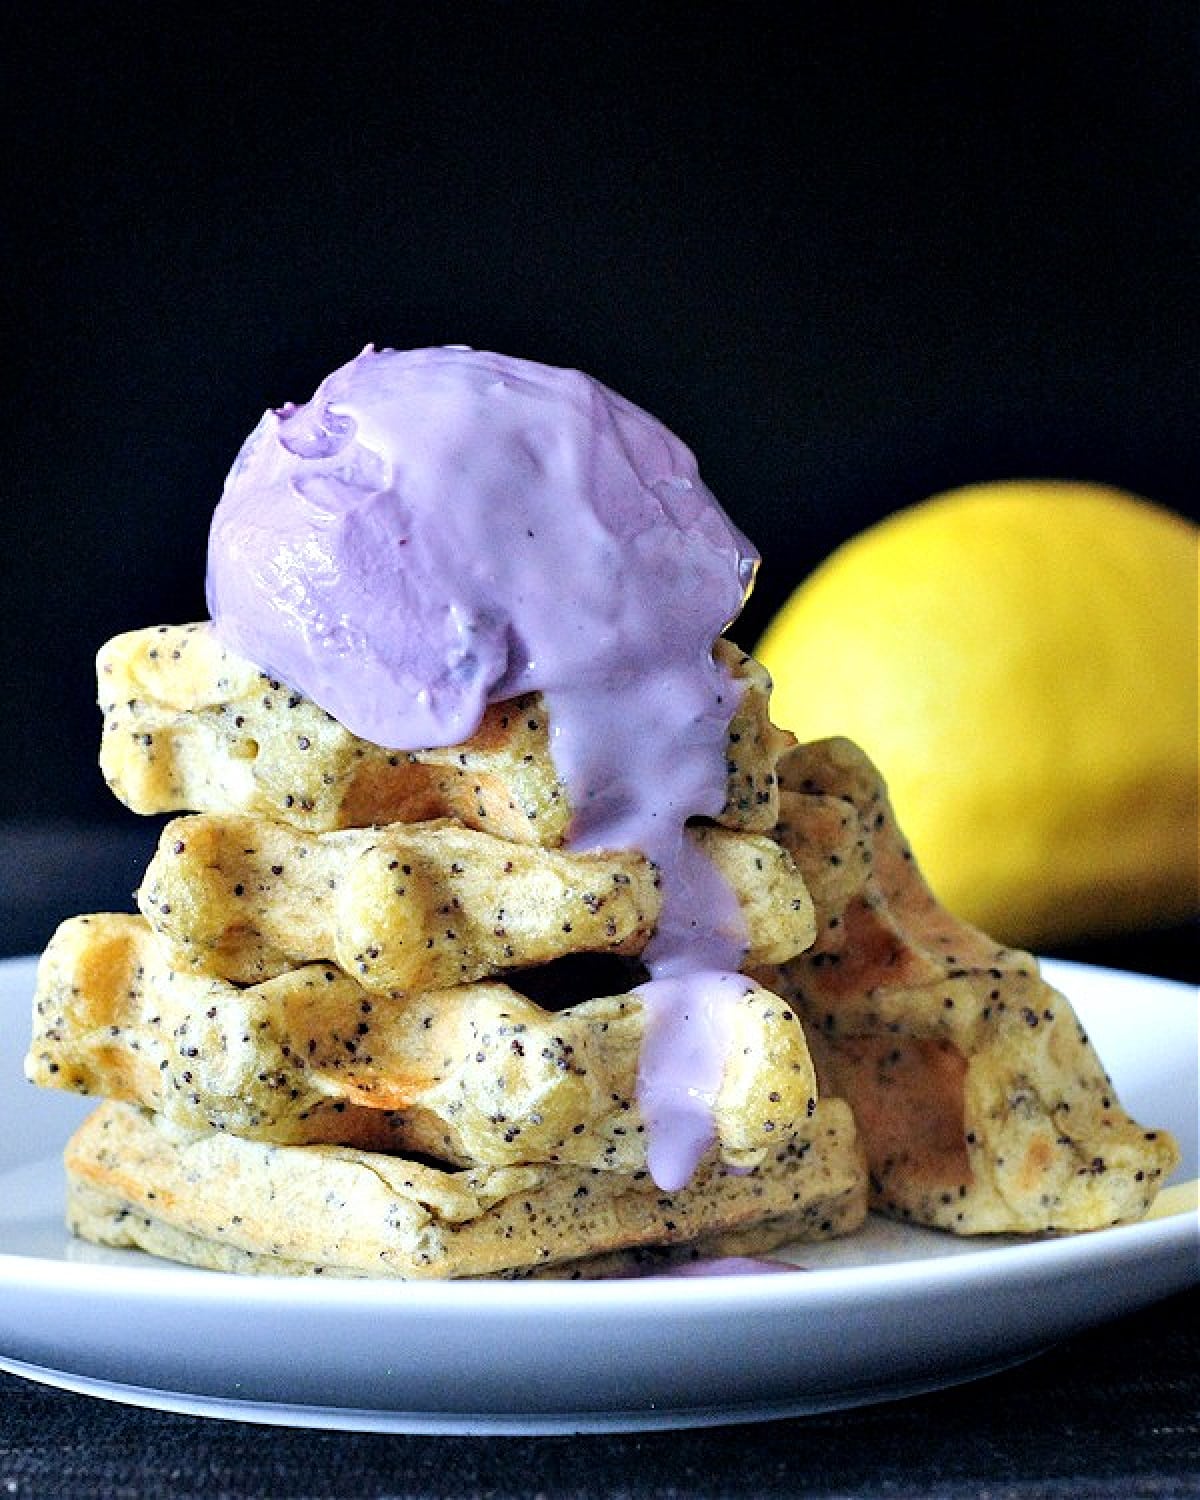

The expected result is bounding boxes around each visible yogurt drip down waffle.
[25,347,1176,1277]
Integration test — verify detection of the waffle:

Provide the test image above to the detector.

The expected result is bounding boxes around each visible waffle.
[98,625,793,842]
[752,737,1180,1232]
[31,912,819,1173]
[135,812,815,991]
[64,1098,867,1279]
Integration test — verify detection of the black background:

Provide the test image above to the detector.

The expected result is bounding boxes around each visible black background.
[4,2,1197,824]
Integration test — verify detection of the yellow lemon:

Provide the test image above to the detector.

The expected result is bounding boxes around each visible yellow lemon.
[757,480,1198,948]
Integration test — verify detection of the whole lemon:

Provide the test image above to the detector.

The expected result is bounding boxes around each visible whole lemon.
[757,481,1198,948]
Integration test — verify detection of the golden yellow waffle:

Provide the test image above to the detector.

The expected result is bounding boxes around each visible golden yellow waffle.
[29,913,820,1173]
[137,813,815,991]
[98,625,793,842]
[64,1099,867,1279]
[752,737,1180,1233]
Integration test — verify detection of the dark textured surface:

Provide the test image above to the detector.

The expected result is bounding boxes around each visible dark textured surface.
[2,826,1198,1496]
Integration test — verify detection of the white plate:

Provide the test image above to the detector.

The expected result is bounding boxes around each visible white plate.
[1,954,1196,1433]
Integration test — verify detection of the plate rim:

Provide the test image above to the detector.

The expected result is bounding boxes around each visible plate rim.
[1,1180,1197,1307]
[2,950,1197,1431]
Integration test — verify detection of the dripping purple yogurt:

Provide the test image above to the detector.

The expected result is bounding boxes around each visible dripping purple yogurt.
[206,345,760,1190]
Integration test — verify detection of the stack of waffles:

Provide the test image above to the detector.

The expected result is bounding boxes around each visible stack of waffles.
[26,625,1177,1279]
[25,625,871,1278]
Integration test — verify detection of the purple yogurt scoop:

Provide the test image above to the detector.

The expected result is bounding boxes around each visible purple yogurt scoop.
[206,345,762,1188]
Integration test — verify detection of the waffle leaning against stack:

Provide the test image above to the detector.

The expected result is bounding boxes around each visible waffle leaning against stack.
[25,346,872,1279]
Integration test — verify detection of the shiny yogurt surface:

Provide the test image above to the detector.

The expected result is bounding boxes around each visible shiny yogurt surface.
[207,345,762,1189]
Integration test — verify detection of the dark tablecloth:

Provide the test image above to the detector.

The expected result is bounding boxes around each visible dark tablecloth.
[3,823,1198,1500]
